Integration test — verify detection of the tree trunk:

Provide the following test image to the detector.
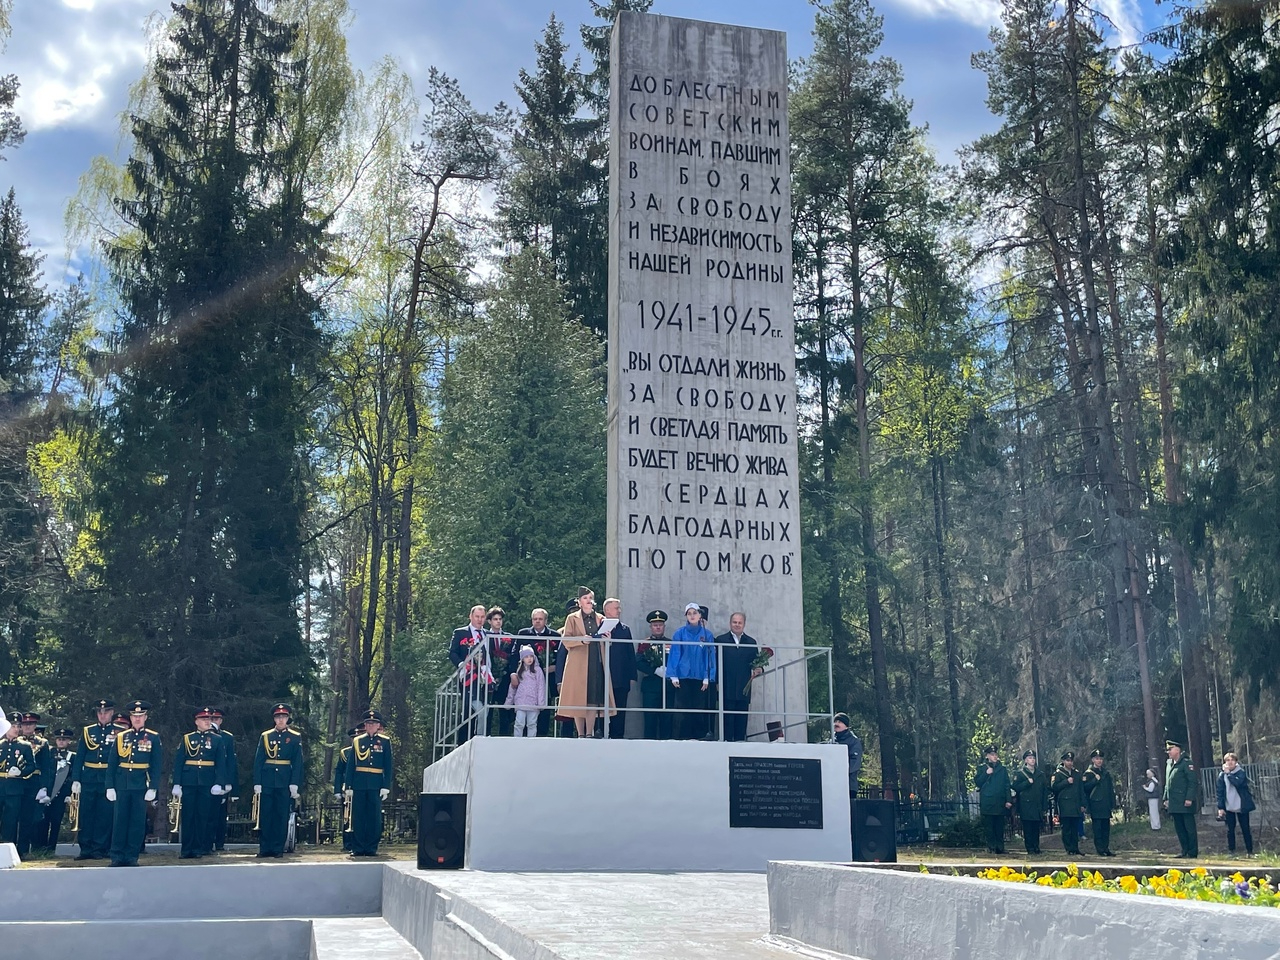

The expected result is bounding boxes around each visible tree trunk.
[931,457,965,801]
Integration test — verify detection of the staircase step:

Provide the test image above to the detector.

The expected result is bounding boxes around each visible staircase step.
[312,917,423,960]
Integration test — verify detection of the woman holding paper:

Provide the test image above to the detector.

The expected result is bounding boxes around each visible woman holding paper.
[559,588,616,738]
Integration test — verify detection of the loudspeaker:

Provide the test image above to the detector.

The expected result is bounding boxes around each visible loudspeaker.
[418,793,466,870]
[851,799,897,863]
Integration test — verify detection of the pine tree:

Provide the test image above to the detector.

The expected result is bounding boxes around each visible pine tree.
[499,15,606,333]
[86,0,325,725]
[0,0,22,160]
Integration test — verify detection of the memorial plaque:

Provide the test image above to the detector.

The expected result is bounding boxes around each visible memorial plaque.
[606,12,803,730]
[728,756,823,829]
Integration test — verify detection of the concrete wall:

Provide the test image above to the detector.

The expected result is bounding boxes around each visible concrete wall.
[0,862,384,921]
[422,737,851,871]
[382,863,562,960]
[767,861,1280,960]
[0,919,312,960]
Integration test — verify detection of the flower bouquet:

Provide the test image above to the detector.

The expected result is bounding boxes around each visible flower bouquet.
[636,642,664,671]
[745,646,774,696]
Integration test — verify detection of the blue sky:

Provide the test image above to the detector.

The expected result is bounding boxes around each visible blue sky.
[2,0,1151,284]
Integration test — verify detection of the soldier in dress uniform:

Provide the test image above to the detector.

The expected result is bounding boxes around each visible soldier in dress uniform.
[16,712,52,857]
[106,700,162,867]
[1051,751,1086,856]
[332,726,357,852]
[1164,739,1199,858]
[71,698,118,860]
[1011,750,1049,855]
[343,709,393,857]
[172,707,229,858]
[253,703,303,858]
[1082,748,1117,857]
[0,712,34,845]
[208,708,237,851]
[34,728,76,853]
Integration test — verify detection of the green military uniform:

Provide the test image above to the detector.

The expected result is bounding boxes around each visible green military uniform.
[253,704,303,858]
[1164,741,1198,858]
[1011,751,1049,854]
[17,715,52,857]
[1082,749,1116,857]
[71,699,118,859]
[209,709,237,851]
[0,716,35,845]
[1051,753,1085,855]
[106,701,163,867]
[332,726,356,852]
[35,731,76,852]
[344,709,393,857]
[173,708,229,859]
[974,747,1012,855]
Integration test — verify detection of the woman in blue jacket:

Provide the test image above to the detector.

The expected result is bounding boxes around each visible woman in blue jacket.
[1215,752,1256,856]
[667,603,717,740]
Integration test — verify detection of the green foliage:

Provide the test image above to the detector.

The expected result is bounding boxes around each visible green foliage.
[419,247,605,646]
[936,816,987,848]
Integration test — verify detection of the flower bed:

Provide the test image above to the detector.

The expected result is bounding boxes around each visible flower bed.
[973,863,1279,907]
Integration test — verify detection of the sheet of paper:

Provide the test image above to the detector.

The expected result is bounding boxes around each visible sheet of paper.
[597,617,620,635]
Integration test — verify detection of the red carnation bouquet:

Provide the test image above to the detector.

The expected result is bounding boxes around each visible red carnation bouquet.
[744,647,774,696]
[636,642,664,670]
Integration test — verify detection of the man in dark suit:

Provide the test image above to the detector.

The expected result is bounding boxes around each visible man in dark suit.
[448,605,490,744]
[600,598,636,739]
[518,608,561,737]
[715,612,760,743]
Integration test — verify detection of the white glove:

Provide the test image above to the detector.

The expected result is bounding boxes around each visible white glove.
[379,788,390,801]
[5,767,19,778]
[343,788,353,801]
[71,781,81,795]
[144,789,156,802]
[36,788,50,805]
[223,785,232,795]
[172,785,182,798]
[289,784,299,799]
[253,784,262,795]
[106,788,117,801]
[210,784,223,796]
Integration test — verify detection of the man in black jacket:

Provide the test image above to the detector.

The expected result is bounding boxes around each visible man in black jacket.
[518,608,561,737]
[600,599,635,739]
[449,605,490,744]
[833,713,863,794]
[716,612,760,742]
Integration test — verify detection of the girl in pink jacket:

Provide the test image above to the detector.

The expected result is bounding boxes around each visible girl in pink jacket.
[504,646,547,737]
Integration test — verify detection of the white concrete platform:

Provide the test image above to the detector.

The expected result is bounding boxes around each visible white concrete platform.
[422,737,851,871]
[384,863,800,960]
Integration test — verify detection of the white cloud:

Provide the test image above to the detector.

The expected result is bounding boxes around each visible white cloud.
[887,0,1003,29]
[62,0,99,10]
[1096,0,1144,48]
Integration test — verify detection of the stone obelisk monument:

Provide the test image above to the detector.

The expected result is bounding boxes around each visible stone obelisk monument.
[607,12,804,736]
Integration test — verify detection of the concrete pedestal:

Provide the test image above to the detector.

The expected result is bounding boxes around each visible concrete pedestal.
[421,737,851,871]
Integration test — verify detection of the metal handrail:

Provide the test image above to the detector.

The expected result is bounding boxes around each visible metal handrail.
[433,632,834,761]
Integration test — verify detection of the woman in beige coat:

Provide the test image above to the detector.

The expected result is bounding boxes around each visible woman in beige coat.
[559,590,616,737]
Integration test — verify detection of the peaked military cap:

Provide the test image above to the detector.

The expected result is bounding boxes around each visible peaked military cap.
[345,726,359,738]
[646,609,668,623]
[195,706,215,719]
[55,728,74,739]
[362,709,384,724]
[1090,749,1104,759]
[983,744,998,755]
[564,598,580,615]
[1165,739,1184,750]
[1023,750,1037,759]
[111,712,129,727]
[210,707,225,719]
[1060,751,1074,761]
[92,698,115,712]
[7,710,21,724]
[21,712,39,724]
[271,703,292,717]
[127,700,150,715]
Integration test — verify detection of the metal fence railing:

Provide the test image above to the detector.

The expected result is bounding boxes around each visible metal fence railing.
[432,633,834,762]
[1199,761,1278,825]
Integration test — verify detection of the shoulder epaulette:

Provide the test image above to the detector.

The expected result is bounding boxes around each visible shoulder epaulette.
[287,727,302,736]
[377,733,391,740]
[145,728,159,735]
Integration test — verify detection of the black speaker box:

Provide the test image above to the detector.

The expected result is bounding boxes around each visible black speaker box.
[852,798,897,862]
[418,793,466,869]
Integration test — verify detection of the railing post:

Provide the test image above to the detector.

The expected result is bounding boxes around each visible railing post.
[716,642,725,741]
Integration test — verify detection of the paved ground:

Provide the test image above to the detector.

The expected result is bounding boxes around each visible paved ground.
[408,868,800,960]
